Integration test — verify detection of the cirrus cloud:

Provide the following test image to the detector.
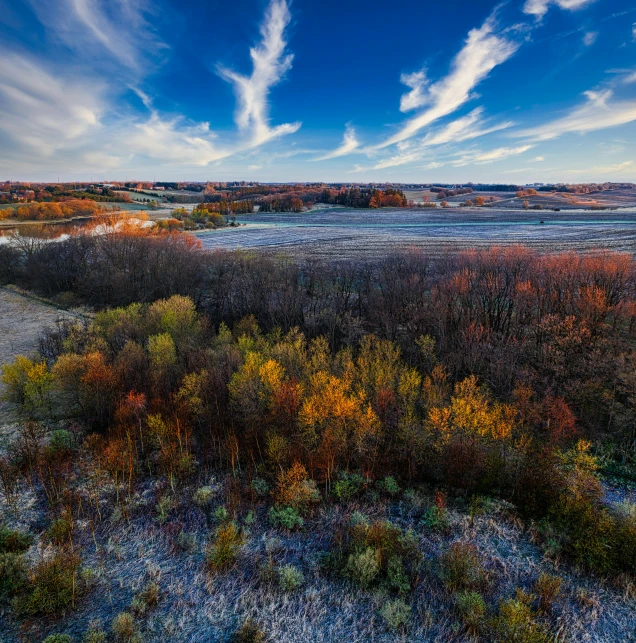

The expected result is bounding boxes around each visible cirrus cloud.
[217,0,301,148]
[0,52,104,161]
[515,90,636,141]
[523,0,595,19]
[374,14,520,150]
[314,124,360,161]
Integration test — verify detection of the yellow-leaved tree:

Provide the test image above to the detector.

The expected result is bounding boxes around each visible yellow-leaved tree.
[299,371,380,489]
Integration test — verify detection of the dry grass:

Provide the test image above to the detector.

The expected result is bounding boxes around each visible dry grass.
[1,474,634,643]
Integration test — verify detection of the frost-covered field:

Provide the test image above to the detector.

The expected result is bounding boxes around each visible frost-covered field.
[194,207,636,259]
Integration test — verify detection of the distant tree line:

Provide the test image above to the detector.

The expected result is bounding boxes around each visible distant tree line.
[0,199,118,222]
[318,188,409,208]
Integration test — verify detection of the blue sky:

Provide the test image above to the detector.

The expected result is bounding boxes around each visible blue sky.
[0,0,635,182]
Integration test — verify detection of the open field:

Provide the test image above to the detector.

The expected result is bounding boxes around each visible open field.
[403,188,636,211]
[194,206,636,259]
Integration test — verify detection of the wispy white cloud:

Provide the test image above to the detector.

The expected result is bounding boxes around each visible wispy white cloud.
[474,145,534,162]
[420,107,513,146]
[353,108,513,170]
[374,14,520,149]
[349,152,420,172]
[582,31,598,46]
[0,52,104,160]
[125,113,227,165]
[0,53,229,173]
[69,0,139,67]
[632,22,636,41]
[523,0,594,19]
[515,90,636,141]
[450,144,534,166]
[2,0,302,174]
[314,124,360,160]
[372,153,421,170]
[29,0,162,73]
[399,70,429,112]
[217,0,300,148]
[356,140,533,172]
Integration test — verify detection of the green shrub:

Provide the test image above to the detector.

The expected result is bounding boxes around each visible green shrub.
[612,506,636,574]
[192,486,215,507]
[493,589,551,643]
[380,598,411,631]
[339,519,419,592]
[155,495,174,523]
[439,542,485,592]
[213,505,229,523]
[0,527,31,605]
[421,490,450,531]
[402,488,424,510]
[549,492,615,574]
[524,441,636,576]
[176,531,197,553]
[251,477,269,497]
[456,590,486,634]
[349,511,369,527]
[47,516,74,546]
[277,565,304,591]
[0,552,28,602]
[344,547,380,588]
[207,522,244,572]
[17,550,83,616]
[231,618,267,643]
[268,506,304,531]
[333,472,365,502]
[421,504,450,531]
[42,635,72,643]
[386,555,410,594]
[0,526,32,553]
[546,490,636,575]
[49,429,73,454]
[376,476,400,496]
[468,494,494,519]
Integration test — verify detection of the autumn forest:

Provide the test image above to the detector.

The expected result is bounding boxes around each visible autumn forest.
[1,227,635,642]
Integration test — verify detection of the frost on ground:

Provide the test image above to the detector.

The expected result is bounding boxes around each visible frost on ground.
[194,207,636,260]
[1,472,634,643]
